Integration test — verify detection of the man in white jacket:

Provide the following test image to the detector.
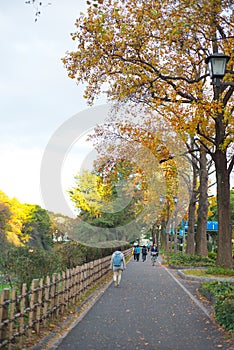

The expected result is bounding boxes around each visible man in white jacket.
[110,250,126,287]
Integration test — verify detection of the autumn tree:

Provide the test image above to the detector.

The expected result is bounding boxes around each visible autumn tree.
[0,190,52,248]
[63,0,234,267]
[68,167,144,243]
[21,204,52,249]
[88,110,191,251]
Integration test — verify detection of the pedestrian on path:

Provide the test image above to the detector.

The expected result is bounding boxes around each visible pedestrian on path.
[151,243,159,265]
[151,243,159,256]
[141,245,147,262]
[110,250,126,287]
[134,244,141,262]
[132,246,137,260]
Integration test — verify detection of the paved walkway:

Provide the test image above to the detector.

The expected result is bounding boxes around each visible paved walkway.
[49,256,233,350]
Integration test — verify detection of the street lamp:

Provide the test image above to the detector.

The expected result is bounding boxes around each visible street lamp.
[205,52,230,87]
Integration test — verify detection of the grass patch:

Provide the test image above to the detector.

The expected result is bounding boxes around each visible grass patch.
[182,268,234,278]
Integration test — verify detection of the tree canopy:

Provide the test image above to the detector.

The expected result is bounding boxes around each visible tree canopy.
[62,0,234,267]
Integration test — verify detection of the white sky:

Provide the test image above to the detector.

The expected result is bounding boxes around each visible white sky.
[0,0,106,215]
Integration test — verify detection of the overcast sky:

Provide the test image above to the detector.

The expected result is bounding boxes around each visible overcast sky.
[0,0,108,215]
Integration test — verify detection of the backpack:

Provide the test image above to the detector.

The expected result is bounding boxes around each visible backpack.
[113,252,122,267]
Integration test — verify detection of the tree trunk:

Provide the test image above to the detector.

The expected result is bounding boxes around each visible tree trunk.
[160,219,166,250]
[186,149,197,255]
[215,150,232,268]
[174,210,178,253]
[186,197,196,254]
[195,146,208,256]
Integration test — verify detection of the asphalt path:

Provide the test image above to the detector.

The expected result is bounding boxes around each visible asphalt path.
[53,256,233,350]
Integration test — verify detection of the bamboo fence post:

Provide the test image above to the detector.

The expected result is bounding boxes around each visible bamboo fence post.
[80,265,84,295]
[8,289,16,350]
[87,262,91,288]
[73,267,79,303]
[61,271,66,314]
[77,266,82,297]
[51,274,56,318]
[52,273,59,317]
[0,288,10,347]
[98,259,102,280]
[28,279,39,337]
[42,275,50,325]
[70,268,75,305]
[19,283,27,349]
[55,273,61,317]
[82,264,85,292]
[65,269,70,308]
[35,279,43,334]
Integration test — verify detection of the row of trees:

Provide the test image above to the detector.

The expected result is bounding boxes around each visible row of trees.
[0,189,134,248]
[0,190,52,249]
[62,0,234,267]
[0,189,133,289]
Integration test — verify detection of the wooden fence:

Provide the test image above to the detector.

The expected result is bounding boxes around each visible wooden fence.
[0,249,132,349]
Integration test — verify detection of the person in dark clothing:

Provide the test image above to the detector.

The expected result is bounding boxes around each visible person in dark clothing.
[151,244,159,265]
[142,245,148,262]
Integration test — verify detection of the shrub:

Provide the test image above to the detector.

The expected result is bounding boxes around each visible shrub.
[169,253,215,267]
[215,297,234,332]
[0,246,63,289]
[200,282,234,333]
[205,267,234,277]
[208,252,217,261]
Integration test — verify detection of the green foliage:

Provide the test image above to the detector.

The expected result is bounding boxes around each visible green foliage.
[67,167,143,243]
[200,282,234,332]
[0,246,62,289]
[22,204,53,249]
[208,251,217,260]
[54,241,131,269]
[208,190,234,223]
[54,241,89,269]
[205,267,234,277]
[0,190,53,248]
[215,297,234,332]
[169,253,215,267]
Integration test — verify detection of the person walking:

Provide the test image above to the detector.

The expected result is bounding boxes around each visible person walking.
[110,250,126,287]
[135,244,141,262]
[142,245,147,262]
[151,244,159,265]
[133,246,137,261]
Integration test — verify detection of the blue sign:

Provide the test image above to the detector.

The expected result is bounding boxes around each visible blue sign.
[182,221,218,232]
[206,221,218,231]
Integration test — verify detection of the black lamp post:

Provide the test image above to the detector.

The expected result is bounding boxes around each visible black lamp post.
[205,52,230,87]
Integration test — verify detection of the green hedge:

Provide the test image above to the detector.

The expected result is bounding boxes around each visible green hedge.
[200,282,234,333]
[168,253,215,267]
[0,241,131,291]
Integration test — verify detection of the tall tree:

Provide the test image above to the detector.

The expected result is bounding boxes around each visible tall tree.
[68,166,144,243]
[63,0,234,267]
